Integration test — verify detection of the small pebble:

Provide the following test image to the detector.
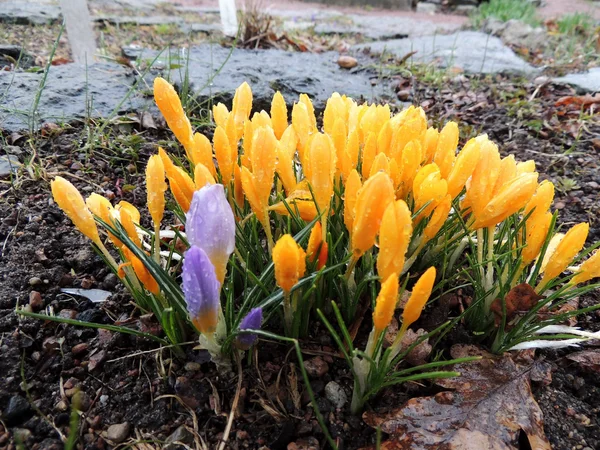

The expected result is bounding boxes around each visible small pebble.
[303,357,329,378]
[324,381,347,409]
[29,277,42,286]
[337,55,358,69]
[106,422,130,444]
[28,291,43,310]
[184,362,201,372]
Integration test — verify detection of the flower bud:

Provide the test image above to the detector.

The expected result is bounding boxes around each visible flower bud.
[153,77,193,151]
[51,176,101,246]
[377,200,412,282]
[182,246,221,334]
[186,184,236,285]
[146,155,167,226]
[235,307,263,350]
[540,222,589,286]
[373,274,399,332]
[351,172,395,257]
[273,234,306,293]
[402,267,436,329]
[270,91,288,139]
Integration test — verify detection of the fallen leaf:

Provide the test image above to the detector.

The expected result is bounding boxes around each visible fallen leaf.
[490,283,543,326]
[566,350,600,373]
[555,94,600,108]
[362,351,551,450]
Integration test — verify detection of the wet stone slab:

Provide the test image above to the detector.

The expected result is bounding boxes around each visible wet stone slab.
[354,31,538,75]
[278,9,464,40]
[0,44,390,132]
[129,44,390,112]
[0,62,147,132]
[0,1,62,25]
[553,68,600,94]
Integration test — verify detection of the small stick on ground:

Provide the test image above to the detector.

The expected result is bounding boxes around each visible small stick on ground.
[218,353,243,450]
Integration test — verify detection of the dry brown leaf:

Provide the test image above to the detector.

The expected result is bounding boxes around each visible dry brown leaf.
[362,352,551,450]
[490,283,543,326]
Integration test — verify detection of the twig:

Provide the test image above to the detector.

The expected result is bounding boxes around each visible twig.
[218,353,243,450]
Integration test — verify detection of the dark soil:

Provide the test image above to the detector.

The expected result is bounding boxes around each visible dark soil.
[1,72,600,449]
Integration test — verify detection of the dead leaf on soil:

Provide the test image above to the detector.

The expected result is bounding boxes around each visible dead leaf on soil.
[490,282,543,326]
[362,350,551,450]
[566,350,600,373]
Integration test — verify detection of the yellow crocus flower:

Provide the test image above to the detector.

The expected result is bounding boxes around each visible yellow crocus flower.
[373,274,399,333]
[423,194,452,245]
[433,122,459,179]
[571,250,600,286]
[522,211,552,267]
[189,132,216,176]
[351,172,395,257]
[464,135,501,219]
[212,102,229,128]
[344,169,362,238]
[377,200,413,282]
[214,125,235,186]
[471,172,538,230]
[270,91,288,139]
[539,222,589,289]
[377,120,392,156]
[159,148,196,212]
[231,81,253,141]
[524,180,554,222]
[323,93,348,135]
[446,137,481,199]
[422,127,439,164]
[145,156,166,221]
[273,234,307,293]
[307,133,336,217]
[194,163,216,189]
[153,77,193,152]
[51,176,101,246]
[413,164,448,220]
[307,221,328,270]
[369,153,390,178]
[361,132,377,180]
[401,267,436,330]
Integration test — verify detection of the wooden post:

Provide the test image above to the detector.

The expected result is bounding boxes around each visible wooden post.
[59,0,97,64]
[219,0,238,37]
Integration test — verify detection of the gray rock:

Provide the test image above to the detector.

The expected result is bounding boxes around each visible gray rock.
[0,155,21,177]
[0,45,35,69]
[313,14,461,40]
[1,44,390,132]
[303,356,329,378]
[0,2,61,25]
[553,68,600,93]
[500,19,547,49]
[416,3,439,14]
[135,44,388,112]
[106,422,130,443]
[164,425,194,449]
[0,62,148,132]
[355,31,538,75]
[324,381,347,409]
[3,396,31,424]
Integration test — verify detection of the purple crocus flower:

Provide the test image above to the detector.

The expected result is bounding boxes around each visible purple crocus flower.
[235,307,263,350]
[186,184,235,285]
[182,245,221,334]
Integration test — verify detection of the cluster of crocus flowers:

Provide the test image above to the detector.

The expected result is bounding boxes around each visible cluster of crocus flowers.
[51,77,600,362]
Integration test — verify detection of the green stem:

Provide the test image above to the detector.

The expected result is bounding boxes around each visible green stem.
[153,223,161,264]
